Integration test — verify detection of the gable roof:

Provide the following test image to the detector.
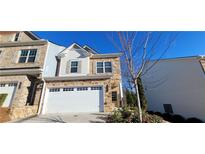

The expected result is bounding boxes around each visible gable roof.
[83,45,98,54]
[91,53,122,58]
[24,31,40,40]
[57,43,91,58]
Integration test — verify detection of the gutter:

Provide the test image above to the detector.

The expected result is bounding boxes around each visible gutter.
[44,75,112,81]
[91,53,122,59]
[0,68,43,76]
[0,40,47,47]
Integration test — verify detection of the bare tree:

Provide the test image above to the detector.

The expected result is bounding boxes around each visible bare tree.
[108,32,178,122]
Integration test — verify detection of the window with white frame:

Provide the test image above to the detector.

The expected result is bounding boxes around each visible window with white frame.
[18,49,37,63]
[77,87,88,91]
[8,83,17,87]
[63,88,74,91]
[70,61,78,73]
[14,32,20,41]
[0,83,5,87]
[49,88,60,92]
[97,62,104,73]
[97,62,112,73]
[91,87,102,90]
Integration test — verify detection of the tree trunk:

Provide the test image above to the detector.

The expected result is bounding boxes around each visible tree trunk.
[135,79,143,123]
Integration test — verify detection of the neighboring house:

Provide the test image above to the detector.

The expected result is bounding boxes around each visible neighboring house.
[141,56,205,121]
[0,31,123,121]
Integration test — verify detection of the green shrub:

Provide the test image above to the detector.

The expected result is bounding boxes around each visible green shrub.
[186,117,203,123]
[125,89,137,107]
[0,94,8,107]
[125,78,148,111]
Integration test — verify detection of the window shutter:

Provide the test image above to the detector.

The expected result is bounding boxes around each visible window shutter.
[13,50,20,63]
[93,61,97,74]
[111,61,113,73]
[77,61,82,73]
[66,60,71,74]
[34,50,40,63]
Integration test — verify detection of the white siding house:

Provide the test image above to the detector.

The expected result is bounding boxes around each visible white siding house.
[141,56,205,121]
[42,42,66,77]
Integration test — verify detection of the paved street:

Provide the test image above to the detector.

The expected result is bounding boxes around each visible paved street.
[16,113,109,123]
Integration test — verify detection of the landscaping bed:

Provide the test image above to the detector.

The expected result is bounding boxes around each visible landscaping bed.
[147,111,203,123]
[106,107,164,123]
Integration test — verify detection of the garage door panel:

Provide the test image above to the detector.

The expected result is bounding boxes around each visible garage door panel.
[0,83,17,107]
[44,86,103,113]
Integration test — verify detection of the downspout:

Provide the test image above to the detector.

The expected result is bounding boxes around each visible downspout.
[37,41,49,115]
[37,79,46,115]
[119,82,123,107]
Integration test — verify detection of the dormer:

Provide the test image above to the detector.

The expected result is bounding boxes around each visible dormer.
[56,43,91,76]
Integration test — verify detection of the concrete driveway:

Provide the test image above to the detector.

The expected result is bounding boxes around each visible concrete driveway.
[17,113,109,123]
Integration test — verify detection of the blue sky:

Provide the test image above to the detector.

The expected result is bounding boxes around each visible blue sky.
[33,31,205,59]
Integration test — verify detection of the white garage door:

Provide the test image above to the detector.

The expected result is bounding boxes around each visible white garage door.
[0,83,17,107]
[43,86,104,113]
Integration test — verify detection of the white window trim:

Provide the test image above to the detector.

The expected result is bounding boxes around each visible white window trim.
[70,60,80,73]
[18,49,37,63]
[96,61,113,74]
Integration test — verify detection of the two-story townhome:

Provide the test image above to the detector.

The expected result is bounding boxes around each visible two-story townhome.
[40,43,123,114]
[0,31,123,122]
[0,31,65,121]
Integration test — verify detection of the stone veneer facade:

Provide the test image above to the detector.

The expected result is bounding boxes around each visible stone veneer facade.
[44,56,122,112]
[200,58,205,72]
[0,32,122,121]
[0,75,41,120]
[0,42,48,69]
[0,32,48,121]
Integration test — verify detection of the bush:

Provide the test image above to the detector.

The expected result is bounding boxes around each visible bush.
[172,114,186,123]
[186,117,203,123]
[154,112,162,117]
[162,113,174,122]
[106,107,163,123]
[143,113,163,123]
[147,111,154,115]
[125,90,137,107]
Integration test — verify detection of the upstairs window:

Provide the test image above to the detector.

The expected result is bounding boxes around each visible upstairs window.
[18,49,37,63]
[97,62,104,73]
[70,61,78,73]
[14,32,20,41]
[105,62,112,73]
[97,62,112,73]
